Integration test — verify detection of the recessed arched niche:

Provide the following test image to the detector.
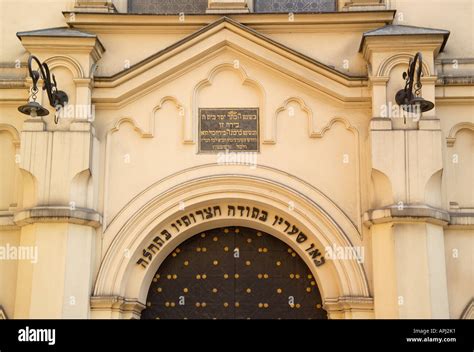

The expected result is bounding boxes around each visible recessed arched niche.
[447,129,474,208]
[189,63,265,147]
[192,64,264,142]
[0,130,17,210]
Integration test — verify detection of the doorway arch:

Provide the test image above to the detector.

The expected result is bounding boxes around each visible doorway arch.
[141,226,327,319]
[92,166,373,319]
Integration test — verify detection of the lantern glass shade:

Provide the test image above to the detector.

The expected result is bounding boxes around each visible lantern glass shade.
[396,90,434,114]
[18,101,50,117]
[408,96,434,113]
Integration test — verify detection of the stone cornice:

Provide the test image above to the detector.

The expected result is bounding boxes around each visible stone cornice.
[363,204,451,228]
[13,206,102,228]
[448,212,474,229]
[363,205,474,229]
[63,10,395,31]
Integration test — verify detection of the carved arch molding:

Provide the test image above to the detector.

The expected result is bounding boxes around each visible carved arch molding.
[91,169,373,319]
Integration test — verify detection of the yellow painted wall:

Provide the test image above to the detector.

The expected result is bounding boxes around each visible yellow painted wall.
[0,0,472,319]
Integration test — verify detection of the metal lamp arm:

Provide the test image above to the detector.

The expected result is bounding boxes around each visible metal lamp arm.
[28,55,58,108]
[18,55,69,122]
[406,52,423,101]
[395,51,434,114]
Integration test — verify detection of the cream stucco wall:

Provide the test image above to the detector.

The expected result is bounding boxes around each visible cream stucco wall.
[389,0,474,58]
[0,0,76,62]
[0,0,473,319]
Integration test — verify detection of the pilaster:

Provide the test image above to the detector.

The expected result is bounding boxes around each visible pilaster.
[362,26,450,318]
[13,31,104,318]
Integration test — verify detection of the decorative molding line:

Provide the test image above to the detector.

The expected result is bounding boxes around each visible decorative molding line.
[268,103,359,143]
[460,299,474,319]
[312,116,359,139]
[106,97,185,139]
[90,296,146,319]
[435,97,474,105]
[152,96,186,143]
[0,212,18,230]
[324,296,374,319]
[446,122,474,147]
[153,95,184,112]
[0,123,21,147]
[268,97,315,144]
[377,52,432,77]
[44,55,85,79]
[447,212,474,229]
[0,306,7,319]
[109,117,151,138]
[0,124,21,214]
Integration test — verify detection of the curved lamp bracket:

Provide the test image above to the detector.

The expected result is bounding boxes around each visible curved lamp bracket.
[395,52,434,114]
[18,55,69,123]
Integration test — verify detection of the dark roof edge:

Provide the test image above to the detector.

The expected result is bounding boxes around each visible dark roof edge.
[359,25,451,53]
[17,26,96,38]
[16,26,106,53]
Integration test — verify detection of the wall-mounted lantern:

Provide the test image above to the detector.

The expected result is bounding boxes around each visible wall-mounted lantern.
[395,52,434,114]
[18,55,68,123]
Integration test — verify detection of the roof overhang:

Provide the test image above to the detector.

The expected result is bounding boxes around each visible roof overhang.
[16,27,105,62]
[359,24,450,58]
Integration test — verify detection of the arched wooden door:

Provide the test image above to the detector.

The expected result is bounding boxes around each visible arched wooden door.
[141,226,327,319]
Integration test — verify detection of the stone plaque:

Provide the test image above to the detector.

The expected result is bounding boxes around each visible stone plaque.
[199,108,259,153]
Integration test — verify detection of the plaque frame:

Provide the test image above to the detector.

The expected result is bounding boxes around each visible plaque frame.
[198,107,260,154]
